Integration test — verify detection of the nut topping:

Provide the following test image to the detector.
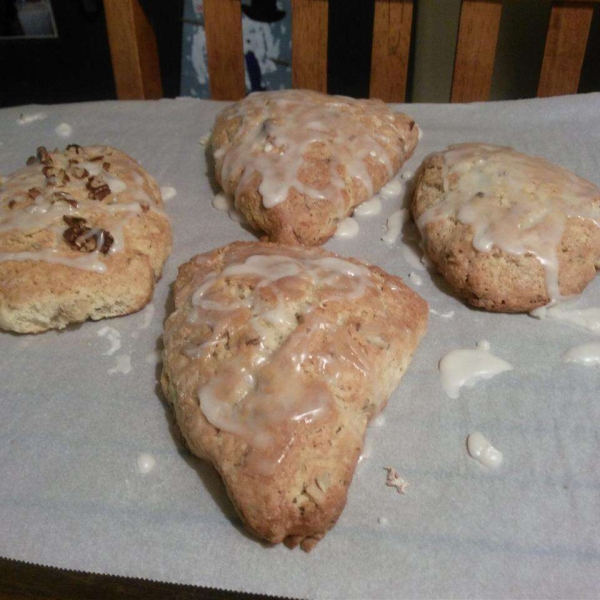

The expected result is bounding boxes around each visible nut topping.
[86,176,111,200]
[8,200,16,209]
[27,187,43,199]
[62,215,114,254]
[66,144,83,154]
[71,166,89,179]
[26,156,37,166]
[50,192,78,208]
[36,146,51,165]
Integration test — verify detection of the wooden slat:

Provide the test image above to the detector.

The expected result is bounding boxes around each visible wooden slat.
[204,0,245,100]
[370,0,413,102]
[292,0,328,92]
[451,0,502,103]
[103,0,162,100]
[537,2,594,97]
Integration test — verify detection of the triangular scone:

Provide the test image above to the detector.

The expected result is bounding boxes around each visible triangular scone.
[212,90,419,246]
[0,145,172,333]
[161,242,428,551]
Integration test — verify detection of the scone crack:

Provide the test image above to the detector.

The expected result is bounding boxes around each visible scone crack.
[384,466,409,494]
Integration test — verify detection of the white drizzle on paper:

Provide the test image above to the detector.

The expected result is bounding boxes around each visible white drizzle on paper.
[17,112,47,125]
[108,354,132,375]
[136,453,156,474]
[439,340,513,399]
[467,432,503,468]
[97,326,121,356]
[160,186,177,201]
[334,217,359,239]
[562,342,600,367]
[381,209,409,247]
[55,123,72,137]
[531,304,600,334]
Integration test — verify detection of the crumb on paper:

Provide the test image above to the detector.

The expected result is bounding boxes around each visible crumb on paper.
[384,467,409,494]
[198,133,211,146]
[17,112,47,125]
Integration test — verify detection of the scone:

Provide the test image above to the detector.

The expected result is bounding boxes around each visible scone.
[411,143,600,312]
[212,89,419,246]
[161,241,427,550]
[0,145,172,333]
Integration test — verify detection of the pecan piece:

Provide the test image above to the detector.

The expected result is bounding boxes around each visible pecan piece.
[86,176,111,200]
[63,215,87,228]
[102,162,110,172]
[50,192,78,208]
[56,169,70,186]
[36,146,51,165]
[27,187,43,199]
[66,144,83,154]
[71,166,89,179]
[26,156,37,166]
[63,221,114,254]
[8,200,16,209]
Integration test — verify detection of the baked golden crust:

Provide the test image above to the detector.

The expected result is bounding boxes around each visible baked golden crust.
[0,145,172,333]
[212,90,419,246]
[161,241,428,550]
[411,148,600,312]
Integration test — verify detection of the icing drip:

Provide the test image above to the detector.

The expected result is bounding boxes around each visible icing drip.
[467,432,503,468]
[562,342,600,367]
[217,90,409,211]
[417,144,600,303]
[439,340,513,399]
[174,246,391,474]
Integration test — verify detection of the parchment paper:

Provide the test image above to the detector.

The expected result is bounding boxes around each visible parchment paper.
[0,94,599,599]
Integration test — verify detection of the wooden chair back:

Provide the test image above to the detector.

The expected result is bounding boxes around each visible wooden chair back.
[102,0,598,102]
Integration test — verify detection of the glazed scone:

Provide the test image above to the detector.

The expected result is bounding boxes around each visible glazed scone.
[212,89,419,245]
[161,241,427,550]
[0,145,172,333]
[411,143,600,312]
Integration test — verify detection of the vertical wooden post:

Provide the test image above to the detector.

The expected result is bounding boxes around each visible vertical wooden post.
[537,2,594,97]
[103,0,162,100]
[451,0,502,103]
[370,0,413,102]
[204,0,246,100]
[292,0,328,92]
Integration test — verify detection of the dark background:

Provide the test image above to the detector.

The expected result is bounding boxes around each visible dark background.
[0,0,598,108]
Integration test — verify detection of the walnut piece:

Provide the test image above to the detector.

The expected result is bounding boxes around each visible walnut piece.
[86,176,111,201]
[62,215,114,254]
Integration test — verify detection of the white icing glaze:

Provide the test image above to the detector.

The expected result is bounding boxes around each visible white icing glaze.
[97,326,121,356]
[401,170,413,180]
[467,432,503,468]
[417,127,423,140]
[372,414,386,427]
[160,186,177,201]
[213,192,233,211]
[381,209,409,247]
[531,304,600,333]
[228,207,248,225]
[136,453,156,474]
[217,91,411,211]
[17,112,46,125]
[378,516,389,526]
[417,144,600,302]
[177,247,387,474]
[439,342,513,399]
[402,244,426,271]
[139,303,154,329]
[55,123,72,137]
[198,133,211,146]
[145,350,162,365]
[430,308,455,319]
[379,178,404,200]
[334,217,359,239]
[562,342,600,367]
[353,196,382,217]
[408,272,422,286]
[108,354,132,375]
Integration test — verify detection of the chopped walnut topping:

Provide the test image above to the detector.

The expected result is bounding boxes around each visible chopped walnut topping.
[384,467,409,495]
[56,169,70,186]
[71,166,89,179]
[27,187,43,199]
[86,176,111,200]
[8,200,16,209]
[50,192,78,208]
[62,215,114,254]
[66,144,83,154]
[140,202,150,212]
[102,162,111,172]
[63,215,86,228]
[36,146,51,165]
[26,156,37,166]
[42,166,56,179]
[89,155,104,162]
